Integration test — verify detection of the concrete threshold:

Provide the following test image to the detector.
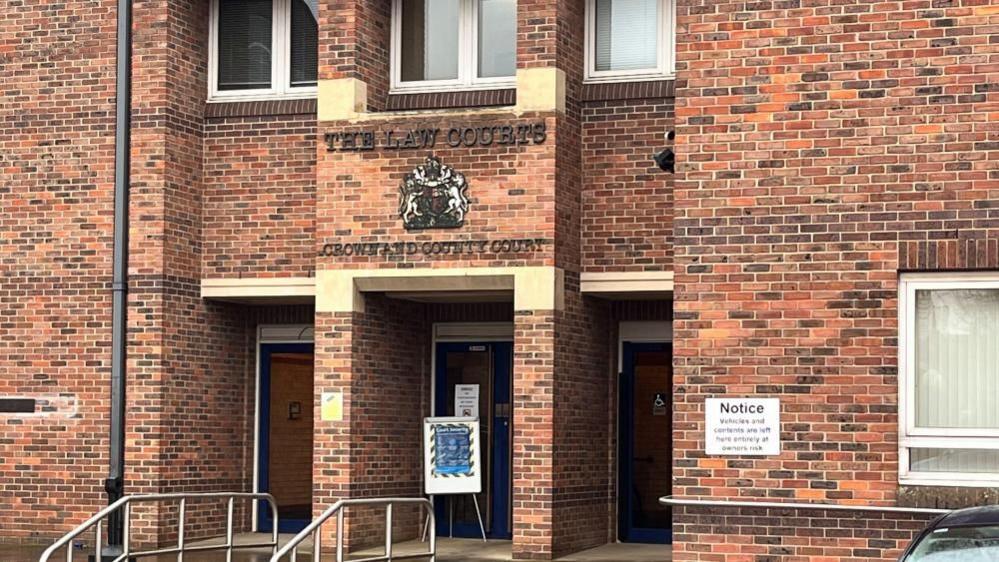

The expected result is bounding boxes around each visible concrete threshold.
[353,537,671,562]
[5,535,670,562]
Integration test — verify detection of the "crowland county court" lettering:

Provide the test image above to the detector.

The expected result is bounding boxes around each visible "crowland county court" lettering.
[319,238,547,258]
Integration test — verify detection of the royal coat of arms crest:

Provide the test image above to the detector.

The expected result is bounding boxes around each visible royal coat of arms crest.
[399,155,470,230]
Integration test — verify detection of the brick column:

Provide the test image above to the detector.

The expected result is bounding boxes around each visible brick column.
[125,0,252,546]
[313,294,428,551]
[513,309,557,559]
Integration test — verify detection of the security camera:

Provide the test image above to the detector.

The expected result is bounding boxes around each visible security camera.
[653,130,676,173]
[653,148,675,173]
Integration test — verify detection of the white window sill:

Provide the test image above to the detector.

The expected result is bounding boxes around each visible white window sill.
[390,81,516,95]
[583,73,675,85]
[901,475,999,488]
[207,92,318,104]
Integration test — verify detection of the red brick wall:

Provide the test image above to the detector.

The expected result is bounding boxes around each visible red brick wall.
[0,0,117,541]
[582,98,675,272]
[316,115,558,270]
[203,114,317,278]
[318,0,391,110]
[552,276,613,555]
[673,0,998,560]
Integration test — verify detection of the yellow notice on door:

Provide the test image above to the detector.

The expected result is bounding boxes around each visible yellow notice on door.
[321,391,343,421]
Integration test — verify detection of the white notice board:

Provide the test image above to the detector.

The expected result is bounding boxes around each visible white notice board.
[423,416,482,495]
[705,398,780,456]
[454,384,479,418]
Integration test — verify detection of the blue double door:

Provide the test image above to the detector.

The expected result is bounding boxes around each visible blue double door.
[434,341,513,539]
[619,342,672,544]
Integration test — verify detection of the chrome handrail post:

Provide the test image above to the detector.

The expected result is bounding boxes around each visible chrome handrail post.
[312,526,322,562]
[270,496,280,555]
[122,501,131,558]
[95,520,103,562]
[335,508,345,562]
[225,496,235,562]
[384,503,393,558]
[177,497,186,562]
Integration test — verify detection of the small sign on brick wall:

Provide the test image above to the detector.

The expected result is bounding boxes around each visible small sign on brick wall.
[320,392,343,422]
[705,398,780,456]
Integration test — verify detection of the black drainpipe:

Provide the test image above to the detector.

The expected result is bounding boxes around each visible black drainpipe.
[100,0,132,558]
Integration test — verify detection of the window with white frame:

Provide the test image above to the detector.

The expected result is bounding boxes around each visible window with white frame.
[391,0,517,93]
[585,0,674,82]
[209,0,318,100]
[900,273,999,486]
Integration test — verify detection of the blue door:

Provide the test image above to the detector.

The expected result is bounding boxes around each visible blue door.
[619,342,672,543]
[434,342,512,539]
[257,343,314,533]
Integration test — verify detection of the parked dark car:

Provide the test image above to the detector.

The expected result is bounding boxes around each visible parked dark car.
[901,506,999,561]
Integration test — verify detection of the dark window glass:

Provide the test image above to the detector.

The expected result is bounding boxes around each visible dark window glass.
[290,0,318,87]
[218,0,273,90]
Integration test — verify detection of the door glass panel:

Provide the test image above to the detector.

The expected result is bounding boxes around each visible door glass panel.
[631,350,671,530]
[443,349,492,530]
[268,352,314,522]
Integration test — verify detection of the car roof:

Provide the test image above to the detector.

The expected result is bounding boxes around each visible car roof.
[934,506,999,529]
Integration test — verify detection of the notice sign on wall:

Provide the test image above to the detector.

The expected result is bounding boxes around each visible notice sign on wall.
[320,392,343,422]
[454,384,479,418]
[705,398,780,456]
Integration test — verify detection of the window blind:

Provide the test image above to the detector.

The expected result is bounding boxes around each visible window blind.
[218,0,273,90]
[594,0,659,72]
[911,448,999,474]
[914,289,999,431]
[290,0,318,87]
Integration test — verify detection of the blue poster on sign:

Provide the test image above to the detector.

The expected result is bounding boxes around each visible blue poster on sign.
[434,425,472,475]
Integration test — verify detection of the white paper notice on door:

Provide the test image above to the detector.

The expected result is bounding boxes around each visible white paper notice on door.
[454,384,480,419]
[705,398,780,456]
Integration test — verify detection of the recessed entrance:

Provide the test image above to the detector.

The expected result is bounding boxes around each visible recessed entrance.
[434,341,513,539]
[257,342,315,533]
[619,341,672,543]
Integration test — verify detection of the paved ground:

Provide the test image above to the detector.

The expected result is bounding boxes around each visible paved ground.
[5,536,670,562]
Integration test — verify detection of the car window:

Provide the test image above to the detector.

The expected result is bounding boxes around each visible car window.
[906,526,999,561]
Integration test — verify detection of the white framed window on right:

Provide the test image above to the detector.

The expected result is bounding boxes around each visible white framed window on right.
[899,272,999,487]
[584,0,675,83]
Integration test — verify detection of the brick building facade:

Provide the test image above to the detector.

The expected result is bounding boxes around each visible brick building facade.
[1,0,996,561]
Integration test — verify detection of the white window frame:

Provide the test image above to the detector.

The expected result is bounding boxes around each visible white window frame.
[584,0,675,83]
[208,0,318,102]
[899,272,999,487]
[390,0,516,94]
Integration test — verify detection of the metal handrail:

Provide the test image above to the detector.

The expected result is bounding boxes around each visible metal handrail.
[271,497,436,562]
[39,492,280,562]
[660,495,950,515]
